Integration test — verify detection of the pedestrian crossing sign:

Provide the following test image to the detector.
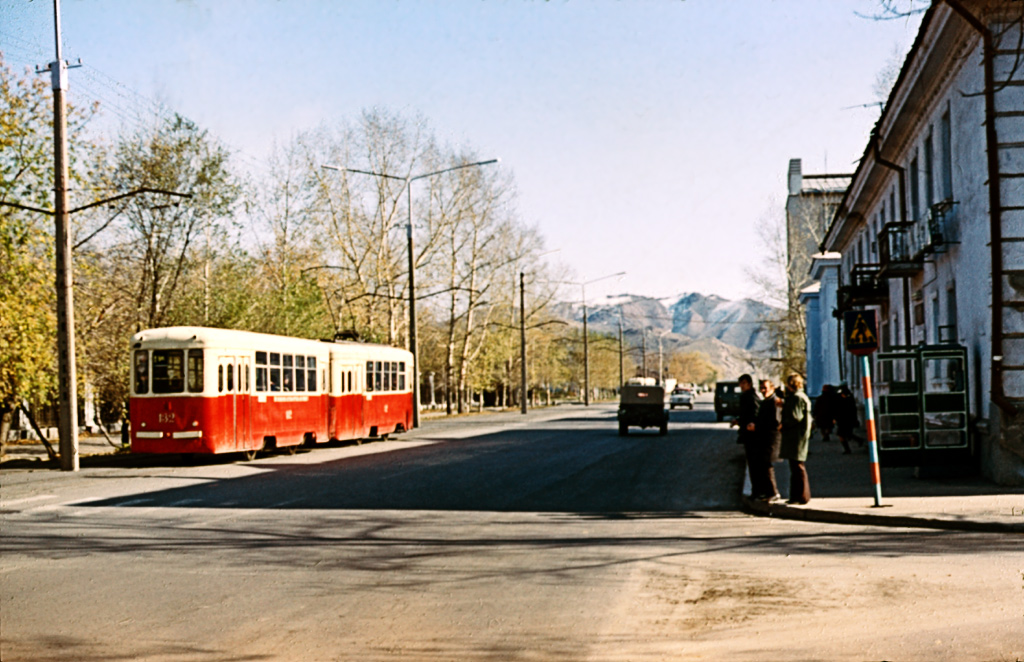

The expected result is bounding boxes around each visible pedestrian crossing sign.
[844,310,879,355]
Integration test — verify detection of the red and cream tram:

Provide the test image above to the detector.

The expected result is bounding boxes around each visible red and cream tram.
[130,327,414,457]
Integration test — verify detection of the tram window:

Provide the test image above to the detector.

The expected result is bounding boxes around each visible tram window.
[366,361,374,391]
[307,357,316,392]
[295,355,306,392]
[245,365,250,392]
[348,371,353,393]
[270,365,281,392]
[282,355,294,392]
[187,349,204,393]
[375,361,382,391]
[134,350,149,394]
[383,361,391,391]
[391,362,398,391]
[270,352,280,366]
[399,362,406,390]
[227,362,235,391]
[255,352,267,392]
[218,364,224,393]
[152,350,185,394]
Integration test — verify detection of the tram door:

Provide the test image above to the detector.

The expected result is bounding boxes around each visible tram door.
[218,356,252,450]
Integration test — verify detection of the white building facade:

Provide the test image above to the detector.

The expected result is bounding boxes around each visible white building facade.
[818,0,1024,484]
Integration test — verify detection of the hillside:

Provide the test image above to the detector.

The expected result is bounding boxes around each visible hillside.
[554,292,782,381]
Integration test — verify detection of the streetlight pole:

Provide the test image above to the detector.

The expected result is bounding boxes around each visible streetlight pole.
[642,330,648,381]
[520,271,527,414]
[657,329,671,386]
[322,158,498,429]
[618,309,624,389]
[564,271,625,406]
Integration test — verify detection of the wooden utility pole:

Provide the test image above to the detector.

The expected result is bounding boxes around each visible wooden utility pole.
[49,0,80,471]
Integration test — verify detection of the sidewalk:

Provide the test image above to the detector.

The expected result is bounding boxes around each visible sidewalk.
[1,432,126,467]
[741,432,1024,533]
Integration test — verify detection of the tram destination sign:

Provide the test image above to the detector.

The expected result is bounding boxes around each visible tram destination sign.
[844,309,879,356]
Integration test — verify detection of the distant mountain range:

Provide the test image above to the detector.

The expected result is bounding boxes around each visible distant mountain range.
[553,293,782,380]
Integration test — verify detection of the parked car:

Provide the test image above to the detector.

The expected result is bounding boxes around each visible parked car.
[617,384,668,435]
[668,385,694,410]
[714,380,742,422]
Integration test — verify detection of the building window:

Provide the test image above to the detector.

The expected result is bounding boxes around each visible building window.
[910,157,920,221]
[924,131,935,209]
[941,108,953,201]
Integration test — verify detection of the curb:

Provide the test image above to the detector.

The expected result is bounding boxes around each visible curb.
[740,495,1024,534]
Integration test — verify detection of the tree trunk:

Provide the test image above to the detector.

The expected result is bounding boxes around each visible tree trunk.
[0,405,11,459]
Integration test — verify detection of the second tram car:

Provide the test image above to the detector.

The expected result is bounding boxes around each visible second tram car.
[130,327,414,457]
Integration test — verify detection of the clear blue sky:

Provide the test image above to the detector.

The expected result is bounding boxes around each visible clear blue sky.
[1,0,923,303]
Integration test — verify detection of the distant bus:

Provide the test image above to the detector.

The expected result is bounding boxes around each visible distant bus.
[129,327,413,459]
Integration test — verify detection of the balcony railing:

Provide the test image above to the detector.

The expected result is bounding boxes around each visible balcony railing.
[837,263,888,310]
[879,222,923,277]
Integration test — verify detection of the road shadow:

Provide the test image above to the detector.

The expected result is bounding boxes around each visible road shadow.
[76,423,746,514]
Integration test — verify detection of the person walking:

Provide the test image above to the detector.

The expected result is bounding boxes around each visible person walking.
[812,384,836,441]
[780,373,813,505]
[835,385,862,454]
[753,378,782,501]
[730,374,762,497]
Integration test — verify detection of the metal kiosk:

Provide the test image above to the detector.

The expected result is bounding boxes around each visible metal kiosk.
[875,343,971,467]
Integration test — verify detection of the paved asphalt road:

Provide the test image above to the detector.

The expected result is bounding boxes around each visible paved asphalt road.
[2,398,1022,661]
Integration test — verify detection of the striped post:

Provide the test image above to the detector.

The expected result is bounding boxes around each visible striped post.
[860,354,883,506]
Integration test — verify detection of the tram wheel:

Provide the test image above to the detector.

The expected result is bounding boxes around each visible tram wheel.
[243,448,259,461]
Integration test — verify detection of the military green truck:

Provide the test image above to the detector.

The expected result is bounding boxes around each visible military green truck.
[617,384,668,436]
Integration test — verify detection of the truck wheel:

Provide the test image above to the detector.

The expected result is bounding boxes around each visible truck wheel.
[618,422,628,436]
[716,412,724,422]
[688,403,694,410]
[659,421,668,436]
[669,404,675,410]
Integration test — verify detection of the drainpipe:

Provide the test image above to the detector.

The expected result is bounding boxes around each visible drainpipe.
[943,0,1016,416]
[871,131,913,346]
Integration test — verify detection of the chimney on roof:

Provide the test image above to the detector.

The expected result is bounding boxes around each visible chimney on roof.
[788,159,802,197]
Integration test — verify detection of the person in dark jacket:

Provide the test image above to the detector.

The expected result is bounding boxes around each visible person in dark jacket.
[730,374,762,496]
[835,385,862,454]
[812,384,836,441]
[780,373,813,504]
[752,378,782,500]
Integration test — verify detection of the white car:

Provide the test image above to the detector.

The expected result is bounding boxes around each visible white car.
[669,387,694,410]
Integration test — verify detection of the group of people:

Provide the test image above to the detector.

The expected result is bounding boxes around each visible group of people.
[812,383,863,454]
[731,373,813,505]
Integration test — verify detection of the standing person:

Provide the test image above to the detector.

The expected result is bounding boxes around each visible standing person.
[780,373,813,505]
[835,385,862,454]
[753,378,782,501]
[813,384,836,441]
[729,374,761,496]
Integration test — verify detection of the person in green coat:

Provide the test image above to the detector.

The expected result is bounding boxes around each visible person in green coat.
[780,373,812,504]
